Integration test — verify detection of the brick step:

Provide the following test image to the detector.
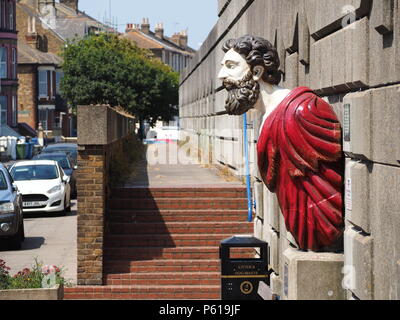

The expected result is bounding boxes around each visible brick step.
[104,234,234,248]
[110,187,247,199]
[107,221,253,235]
[103,246,255,260]
[103,259,221,274]
[64,285,220,300]
[104,272,220,286]
[106,209,250,223]
[104,246,219,260]
[108,198,248,210]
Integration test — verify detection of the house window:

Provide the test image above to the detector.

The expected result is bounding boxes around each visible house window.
[39,70,48,98]
[0,96,7,125]
[38,108,49,131]
[12,95,16,126]
[0,47,7,79]
[12,47,16,78]
[56,70,64,94]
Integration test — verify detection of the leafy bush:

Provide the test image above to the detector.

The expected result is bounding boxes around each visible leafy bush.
[0,258,68,290]
[61,33,179,126]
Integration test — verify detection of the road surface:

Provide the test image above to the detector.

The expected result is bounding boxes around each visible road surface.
[0,200,77,285]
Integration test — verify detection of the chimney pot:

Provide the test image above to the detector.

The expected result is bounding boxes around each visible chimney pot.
[155,22,164,39]
[140,17,150,34]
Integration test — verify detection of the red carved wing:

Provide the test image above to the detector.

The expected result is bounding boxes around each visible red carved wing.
[257,87,344,251]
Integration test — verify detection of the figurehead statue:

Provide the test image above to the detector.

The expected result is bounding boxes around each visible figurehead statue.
[218,35,344,252]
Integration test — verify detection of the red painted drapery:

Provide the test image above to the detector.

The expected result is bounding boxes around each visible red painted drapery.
[257,86,344,251]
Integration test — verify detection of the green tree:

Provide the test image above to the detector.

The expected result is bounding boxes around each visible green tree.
[60,33,179,127]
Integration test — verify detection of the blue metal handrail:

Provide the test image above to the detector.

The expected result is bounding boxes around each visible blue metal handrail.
[243,113,253,222]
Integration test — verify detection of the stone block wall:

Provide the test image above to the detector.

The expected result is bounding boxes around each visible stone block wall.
[179,0,400,300]
[76,105,134,285]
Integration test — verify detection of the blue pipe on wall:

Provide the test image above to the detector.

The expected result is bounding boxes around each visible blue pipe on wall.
[243,113,253,222]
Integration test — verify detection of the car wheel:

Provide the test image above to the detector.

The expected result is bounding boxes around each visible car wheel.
[8,224,23,250]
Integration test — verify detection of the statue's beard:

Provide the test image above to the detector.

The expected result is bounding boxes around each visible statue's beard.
[223,71,260,116]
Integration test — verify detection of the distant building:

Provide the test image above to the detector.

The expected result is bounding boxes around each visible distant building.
[16,0,112,137]
[0,0,19,137]
[122,19,195,73]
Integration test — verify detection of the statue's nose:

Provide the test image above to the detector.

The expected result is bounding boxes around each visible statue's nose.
[218,67,228,80]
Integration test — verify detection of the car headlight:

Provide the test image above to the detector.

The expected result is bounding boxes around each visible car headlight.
[0,202,14,213]
[47,185,62,194]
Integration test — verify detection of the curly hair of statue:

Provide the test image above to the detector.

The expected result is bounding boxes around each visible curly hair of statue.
[222,35,282,85]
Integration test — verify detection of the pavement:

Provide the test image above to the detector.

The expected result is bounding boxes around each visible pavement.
[124,142,244,187]
[0,200,77,285]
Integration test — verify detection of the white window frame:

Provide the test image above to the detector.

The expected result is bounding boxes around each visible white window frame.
[38,105,55,131]
[38,70,48,99]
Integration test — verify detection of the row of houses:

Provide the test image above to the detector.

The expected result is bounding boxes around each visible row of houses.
[0,0,194,139]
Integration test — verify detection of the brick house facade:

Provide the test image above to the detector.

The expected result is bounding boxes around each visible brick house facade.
[16,0,110,137]
[0,0,18,134]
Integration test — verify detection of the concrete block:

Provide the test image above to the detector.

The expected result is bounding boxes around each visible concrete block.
[254,217,263,240]
[282,248,346,300]
[343,85,400,166]
[369,163,400,300]
[304,0,370,40]
[344,226,373,300]
[344,159,371,233]
[262,185,280,231]
[283,52,299,90]
[270,272,283,299]
[342,90,371,158]
[266,227,280,274]
[312,18,368,93]
[368,0,400,86]
[77,105,133,146]
[253,181,264,219]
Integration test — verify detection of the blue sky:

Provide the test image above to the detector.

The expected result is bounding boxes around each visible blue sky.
[78,0,218,50]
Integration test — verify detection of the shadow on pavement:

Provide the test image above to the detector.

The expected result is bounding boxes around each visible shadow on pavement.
[23,208,77,219]
[0,236,45,251]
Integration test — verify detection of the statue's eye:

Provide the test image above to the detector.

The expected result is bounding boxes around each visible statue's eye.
[227,63,236,69]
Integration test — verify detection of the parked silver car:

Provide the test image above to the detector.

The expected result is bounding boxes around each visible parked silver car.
[0,163,24,250]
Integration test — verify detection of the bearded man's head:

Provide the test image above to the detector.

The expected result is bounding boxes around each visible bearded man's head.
[218,35,282,115]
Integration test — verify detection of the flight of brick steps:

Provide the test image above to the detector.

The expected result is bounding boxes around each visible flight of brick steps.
[64,186,253,300]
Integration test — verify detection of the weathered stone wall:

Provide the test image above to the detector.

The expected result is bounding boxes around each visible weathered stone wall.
[179,0,400,300]
[76,105,134,285]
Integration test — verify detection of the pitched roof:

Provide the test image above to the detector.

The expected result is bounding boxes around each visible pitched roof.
[122,30,195,56]
[18,41,62,66]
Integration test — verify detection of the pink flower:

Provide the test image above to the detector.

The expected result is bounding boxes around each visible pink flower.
[41,265,57,275]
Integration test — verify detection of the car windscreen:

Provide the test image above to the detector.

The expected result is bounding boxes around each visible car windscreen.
[0,171,8,190]
[44,149,77,160]
[36,155,71,169]
[11,165,59,181]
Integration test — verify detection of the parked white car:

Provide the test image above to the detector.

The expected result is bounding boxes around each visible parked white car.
[9,160,71,214]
